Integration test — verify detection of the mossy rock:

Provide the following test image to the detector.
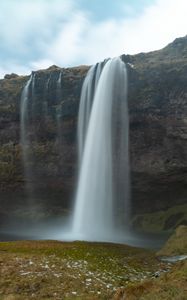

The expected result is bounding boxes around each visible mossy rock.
[132,204,187,233]
[157,225,187,256]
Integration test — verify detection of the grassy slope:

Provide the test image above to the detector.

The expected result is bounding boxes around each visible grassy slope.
[0,240,170,300]
[114,226,187,299]
[114,260,187,300]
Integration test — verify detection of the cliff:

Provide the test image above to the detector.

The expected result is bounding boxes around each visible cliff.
[1,36,187,230]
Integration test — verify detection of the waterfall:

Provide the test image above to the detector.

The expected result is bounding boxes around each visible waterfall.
[20,70,64,211]
[56,71,62,147]
[78,60,108,161]
[20,62,129,242]
[73,57,129,242]
[20,73,35,206]
[43,74,51,118]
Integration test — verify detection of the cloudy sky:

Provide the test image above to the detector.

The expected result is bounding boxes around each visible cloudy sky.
[0,0,187,78]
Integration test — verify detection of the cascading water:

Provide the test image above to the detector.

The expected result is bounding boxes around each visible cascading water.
[20,74,35,206]
[43,74,51,118]
[20,70,64,211]
[72,57,129,242]
[78,60,108,161]
[56,71,63,148]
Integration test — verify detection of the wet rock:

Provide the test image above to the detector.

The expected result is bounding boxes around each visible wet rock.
[164,213,184,230]
[152,271,161,278]
[160,255,187,263]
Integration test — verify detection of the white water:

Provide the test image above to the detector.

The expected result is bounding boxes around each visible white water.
[20,74,34,205]
[43,74,51,118]
[20,71,63,209]
[78,60,108,161]
[56,71,62,147]
[73,57,129,242]
[20,75,32,150]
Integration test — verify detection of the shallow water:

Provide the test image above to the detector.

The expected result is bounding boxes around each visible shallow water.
[0,225,169,250]
[160,255,187,263]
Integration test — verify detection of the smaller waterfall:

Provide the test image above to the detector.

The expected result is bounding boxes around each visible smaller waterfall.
[20,70,65,212]
[43,75,51,118]
[73,57,129,242]
[31,74,36,120]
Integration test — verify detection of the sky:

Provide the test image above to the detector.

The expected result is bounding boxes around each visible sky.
[0,0,187,78]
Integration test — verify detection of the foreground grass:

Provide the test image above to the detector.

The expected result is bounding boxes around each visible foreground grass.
[0,240,172,299]
[115,260,187,300]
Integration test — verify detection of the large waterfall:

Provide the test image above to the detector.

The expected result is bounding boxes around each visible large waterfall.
[19,59,129,242]
[73,57,129,242]
[20,73,36,206]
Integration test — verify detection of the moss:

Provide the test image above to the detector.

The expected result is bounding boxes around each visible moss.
[157,225,187,256]
[132,204,187,233]
[0,143,23,188]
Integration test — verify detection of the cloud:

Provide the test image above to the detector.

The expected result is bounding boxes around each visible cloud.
[0,0,187,78]
[0,0,72,49]
[0,0,75,76]
[121,0,187,53]
[0,64,31,79]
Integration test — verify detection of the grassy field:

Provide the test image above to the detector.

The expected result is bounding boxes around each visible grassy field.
[0,239,186,299]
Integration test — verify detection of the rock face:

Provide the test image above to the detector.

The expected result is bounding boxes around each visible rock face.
[0,36,187,225]
[125,35,187,214]
[0,66,87,215]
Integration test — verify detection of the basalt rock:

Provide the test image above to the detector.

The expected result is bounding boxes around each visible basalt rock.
[0,36,187,226]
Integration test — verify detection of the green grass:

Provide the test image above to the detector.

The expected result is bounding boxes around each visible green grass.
[0,240,167,300]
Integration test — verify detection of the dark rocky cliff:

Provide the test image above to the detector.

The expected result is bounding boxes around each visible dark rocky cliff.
[1,36,187,230]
